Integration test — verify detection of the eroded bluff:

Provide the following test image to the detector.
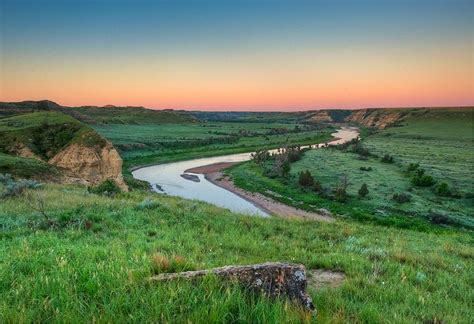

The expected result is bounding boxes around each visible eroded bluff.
[49,141,128,191]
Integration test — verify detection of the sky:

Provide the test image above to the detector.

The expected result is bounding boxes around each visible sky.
[0,0,473,111]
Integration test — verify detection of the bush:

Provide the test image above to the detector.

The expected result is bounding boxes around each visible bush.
[313,180,323,193]
[333,174,349,202]
[251,149,270,166]
[0,173,42,198]
[136,198,161,210]
[298,170,314,187]
[334,187,347,202]
[381,154,394,163]
[412,169,435,187]
[435,182,451,197]
[392,193,411,204]
[358,183,369,198]
[88,179,122,196]
[353,143,370,157]
[407,163,419,172]
[427,211,453,226]
[359,166,373,171]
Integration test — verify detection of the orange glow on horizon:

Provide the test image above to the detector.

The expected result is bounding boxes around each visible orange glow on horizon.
[1,44,473,110]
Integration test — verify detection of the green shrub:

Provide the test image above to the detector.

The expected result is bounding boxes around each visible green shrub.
[298,170,314,187]
[136,198,161,210]
[31,122,82,159]
[393,193,412,204]
[333,174,349,202]
[359,166,373,171]
[407,163,419,172]
[381,154,394,163]
[313,180,323,193]
[412,169,435,187]
[435,182,451,197]
[358,183,369,198]
[88,179,122,196]
[427,211,454,226]
[353,143,370,157]
[0,174,42,198]
[334,187,347,202]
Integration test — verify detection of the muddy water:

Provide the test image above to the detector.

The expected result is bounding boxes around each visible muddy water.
[132,127,359,216]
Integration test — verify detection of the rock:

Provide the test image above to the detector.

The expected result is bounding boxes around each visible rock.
[150,262,315,313]
[345,109,405,129]
[49,141,128,191]
[180,173,200,182]
[307,110,334,123]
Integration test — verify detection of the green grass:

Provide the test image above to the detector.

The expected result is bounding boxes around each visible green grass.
[70,106,196,124]
[364,114,474,191]
[92,123,334,169]
[227,113,474,229]
[0,184,473,322]
[0,153,58,179]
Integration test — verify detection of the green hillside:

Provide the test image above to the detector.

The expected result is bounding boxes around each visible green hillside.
[0,184,472,323]
[0,105,472,322]
[0,100,97,124]
[228,108,474,228]
[70,106,196,124]
[0,153,58,179]
[0,111,105,160]
[0,101,196,125]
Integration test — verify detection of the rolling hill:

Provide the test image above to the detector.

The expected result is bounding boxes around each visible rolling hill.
[0,111,127,189]
[0,100,196,125]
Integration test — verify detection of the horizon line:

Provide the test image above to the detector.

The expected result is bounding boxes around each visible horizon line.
[1,99,473,113]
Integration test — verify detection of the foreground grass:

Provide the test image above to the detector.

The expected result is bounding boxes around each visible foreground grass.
[1,185,473,322]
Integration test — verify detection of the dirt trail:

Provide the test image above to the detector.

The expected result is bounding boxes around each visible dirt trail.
[186,163,334,222]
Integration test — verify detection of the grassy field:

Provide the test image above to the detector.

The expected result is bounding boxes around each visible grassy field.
[70,106,195,124]
[227,111,474,229]
[0,184,472,322]
[1,107,473,322]
[92,122,334,170]
[0,153,58,179]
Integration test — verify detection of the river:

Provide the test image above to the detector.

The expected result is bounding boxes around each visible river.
[132,127,359,216]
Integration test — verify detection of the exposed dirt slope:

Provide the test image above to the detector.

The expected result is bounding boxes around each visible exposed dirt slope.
[305,107,472,129]
[344,109,408,128]
[49,141,127,190]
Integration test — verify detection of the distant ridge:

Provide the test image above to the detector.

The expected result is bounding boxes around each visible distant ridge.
[0,100,197,125]
[0,100,97,124]
[1,100,471,128]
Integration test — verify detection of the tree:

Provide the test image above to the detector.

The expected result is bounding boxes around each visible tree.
[313,180,323,193]
[298,170,314,187]
[273,154,291,178]
[281,159,291,178]
[251,149,270,166]
[334,174,349,202]
[358,183,369,198]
